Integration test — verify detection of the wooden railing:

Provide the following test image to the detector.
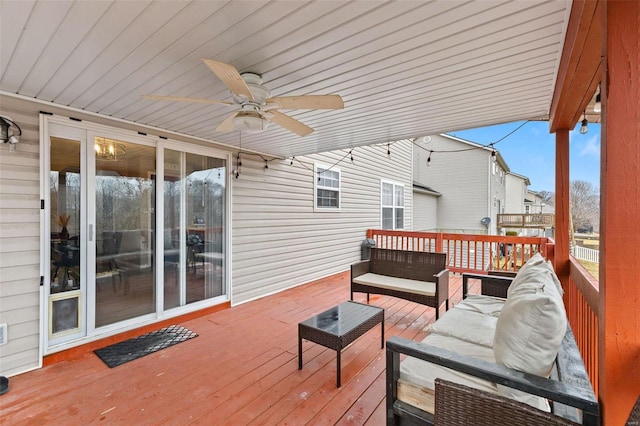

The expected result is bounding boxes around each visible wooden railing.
[497,213,555,229]
[566,257,600,396]
[366,229,555,274]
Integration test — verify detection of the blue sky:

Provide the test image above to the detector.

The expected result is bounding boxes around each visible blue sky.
[448,120,601,192]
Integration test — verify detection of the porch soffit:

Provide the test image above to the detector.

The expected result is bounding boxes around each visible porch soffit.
[0,1,572,157]
[549,0,602,132]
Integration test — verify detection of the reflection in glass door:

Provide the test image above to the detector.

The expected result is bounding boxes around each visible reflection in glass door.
[94,137,156,327]
[164,150,226,310]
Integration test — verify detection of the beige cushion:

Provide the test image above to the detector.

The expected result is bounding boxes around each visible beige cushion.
[400,333,497,394]
[399,333,550,413]
[508,252,563,296]
[493,258,566,406]
[454,294,505,317]
[352,272,435,296]
[426,308,498,348]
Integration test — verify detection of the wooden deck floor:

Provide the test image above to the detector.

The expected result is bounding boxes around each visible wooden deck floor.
[1,272,465,425]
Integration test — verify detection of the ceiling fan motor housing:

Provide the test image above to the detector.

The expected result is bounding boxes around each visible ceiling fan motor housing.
[232,72,271,105]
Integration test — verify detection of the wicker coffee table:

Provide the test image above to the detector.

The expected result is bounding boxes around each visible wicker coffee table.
[298,301,384,387]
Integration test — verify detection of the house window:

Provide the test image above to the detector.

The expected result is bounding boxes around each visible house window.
[315,164,340,210]
[381,181,404,229]
[526,205,530,214]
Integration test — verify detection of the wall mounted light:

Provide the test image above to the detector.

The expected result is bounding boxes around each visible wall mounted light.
[0,115,22,152]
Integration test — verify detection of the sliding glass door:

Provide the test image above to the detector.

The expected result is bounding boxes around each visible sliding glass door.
[45,118,229,351]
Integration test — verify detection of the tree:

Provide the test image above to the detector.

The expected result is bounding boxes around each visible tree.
[570,180,599,233]
[537,190,555,205]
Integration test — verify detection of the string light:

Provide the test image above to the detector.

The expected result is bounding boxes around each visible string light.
[265,159,269,170]
[290,157,295,166]
[580,111,588,134]
[387,143,391,156]
[427,150,432,166]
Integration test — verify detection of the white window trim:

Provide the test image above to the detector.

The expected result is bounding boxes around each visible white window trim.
[314,163,341,212]
[380,179,405,230]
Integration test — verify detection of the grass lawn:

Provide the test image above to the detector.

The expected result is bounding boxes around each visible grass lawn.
[578,259,599,280]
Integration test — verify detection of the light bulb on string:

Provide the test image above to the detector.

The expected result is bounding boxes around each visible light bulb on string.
[387,143,391,156]
[264,159,269,170]
[427,151,432,166]
[580,111,588,134]
[290,157,295,166]
[350,150,354,163]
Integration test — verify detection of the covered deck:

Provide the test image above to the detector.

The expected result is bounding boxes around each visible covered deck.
[0,273,467,424]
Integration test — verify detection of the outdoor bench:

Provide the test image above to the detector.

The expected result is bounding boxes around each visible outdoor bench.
[351,247,449,320]
[386,253,600,425]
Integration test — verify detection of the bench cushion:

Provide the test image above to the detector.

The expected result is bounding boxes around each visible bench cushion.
[352,272,436,296]
[494,260,566,378]
[427,308,498,348]
[454,294,504,317]
[399,332,550,413]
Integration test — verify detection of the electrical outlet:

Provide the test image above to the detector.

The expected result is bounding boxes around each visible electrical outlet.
[0,323,7,345]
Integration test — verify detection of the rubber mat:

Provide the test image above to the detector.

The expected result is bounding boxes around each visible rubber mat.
[94,325,197,368]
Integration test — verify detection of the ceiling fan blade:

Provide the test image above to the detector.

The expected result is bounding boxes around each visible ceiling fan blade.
[216,112,238,132]
[267,95,344,110]
[142,95,234,105]
[266,110,314,136]
[202,59,254,101]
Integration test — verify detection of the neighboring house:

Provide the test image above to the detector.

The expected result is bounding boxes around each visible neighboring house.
[524,189,555,237]
[505,172,531,215]
[525,189,553,215]
[411,183,441,231]
[0,98,413,376]
[412,134,510,235]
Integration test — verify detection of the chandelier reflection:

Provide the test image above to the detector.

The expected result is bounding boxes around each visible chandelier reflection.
[94,137,126,161]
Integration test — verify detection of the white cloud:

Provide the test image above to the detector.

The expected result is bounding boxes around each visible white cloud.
[580,135,600,158]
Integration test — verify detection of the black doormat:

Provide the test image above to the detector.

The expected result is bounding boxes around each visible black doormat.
[94,325,197,368]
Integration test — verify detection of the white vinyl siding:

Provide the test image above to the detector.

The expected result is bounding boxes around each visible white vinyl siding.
[413,192,439,231]
[413,134,490,234]
[381,181,404,230]
[231,141,413,304]
[0,104,41,376]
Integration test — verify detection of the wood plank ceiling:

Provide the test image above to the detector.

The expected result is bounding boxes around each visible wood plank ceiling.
[0,0,572,158]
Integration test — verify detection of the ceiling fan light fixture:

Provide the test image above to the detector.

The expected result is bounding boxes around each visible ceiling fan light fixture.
[233,111,269,133]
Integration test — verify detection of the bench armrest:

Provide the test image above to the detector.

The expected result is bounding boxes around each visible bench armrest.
[386,336,599,426]
[350,260,370,280]
[434,268,449,301]
[462,272,514,299]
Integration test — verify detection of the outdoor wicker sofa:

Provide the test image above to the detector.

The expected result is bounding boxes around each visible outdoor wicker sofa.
[351,248,449,319]
[386,253,599,425]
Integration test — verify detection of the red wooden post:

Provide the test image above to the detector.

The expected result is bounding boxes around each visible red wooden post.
[600,1,640,422]
[555,129,570,292]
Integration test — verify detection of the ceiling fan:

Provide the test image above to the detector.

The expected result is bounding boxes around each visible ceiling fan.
[143,59,344,136]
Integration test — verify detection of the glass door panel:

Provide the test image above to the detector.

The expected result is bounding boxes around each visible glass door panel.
[163,150,226,309]
[186,153,226,303]
[163,149,182,309]
[94,137,156,327]
[49,136,84,342]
